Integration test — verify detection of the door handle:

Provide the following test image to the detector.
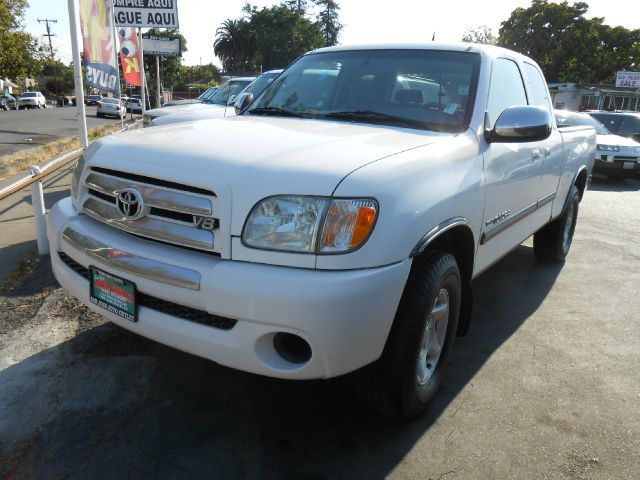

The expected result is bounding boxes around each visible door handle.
[544,147,551,159]
[532,149,542,162]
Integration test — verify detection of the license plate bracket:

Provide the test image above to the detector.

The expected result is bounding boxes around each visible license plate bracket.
[89,266,137,322]
[623,161,635,170]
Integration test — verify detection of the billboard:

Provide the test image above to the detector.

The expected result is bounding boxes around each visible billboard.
[142,35,181,57]
[118,27,142,86]
[114,0,179,28]
[616,71,640,88]
[79,0,119,94]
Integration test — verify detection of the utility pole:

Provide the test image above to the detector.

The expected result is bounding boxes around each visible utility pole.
[38,18,58,96]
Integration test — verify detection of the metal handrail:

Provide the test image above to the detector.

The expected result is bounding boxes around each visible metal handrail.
[0,119,143,201]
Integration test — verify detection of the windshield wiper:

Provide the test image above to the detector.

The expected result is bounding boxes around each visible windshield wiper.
[249,106,307,118]
[322,110,439,130]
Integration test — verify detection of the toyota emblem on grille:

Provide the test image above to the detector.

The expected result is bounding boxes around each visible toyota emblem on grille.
[116,188,144,220]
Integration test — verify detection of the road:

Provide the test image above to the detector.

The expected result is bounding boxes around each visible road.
[0,176,639,479]
[0,105,131,157]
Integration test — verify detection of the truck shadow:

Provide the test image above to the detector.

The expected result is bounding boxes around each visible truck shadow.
[588,175,640,192]
[0,245,563,479]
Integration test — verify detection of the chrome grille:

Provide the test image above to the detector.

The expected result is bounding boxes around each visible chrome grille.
[82,168,220,253]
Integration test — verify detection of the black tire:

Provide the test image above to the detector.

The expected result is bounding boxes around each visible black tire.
[534,186,580,262]
[356,251,461,419]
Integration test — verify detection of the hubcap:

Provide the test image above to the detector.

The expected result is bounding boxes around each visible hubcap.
[416,288,450,387]
[562,201,576,253]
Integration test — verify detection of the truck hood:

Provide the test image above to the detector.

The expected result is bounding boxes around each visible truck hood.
[596,134,640,149]
[151,105,233,126]
[89,116,451,234]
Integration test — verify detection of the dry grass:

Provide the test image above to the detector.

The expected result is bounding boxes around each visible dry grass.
[0,122,137,181]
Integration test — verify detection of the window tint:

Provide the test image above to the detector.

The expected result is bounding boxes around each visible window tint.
[590,114,622,133]
[524,63,550,113]
[486,58,527,125]
[617,116,640,136]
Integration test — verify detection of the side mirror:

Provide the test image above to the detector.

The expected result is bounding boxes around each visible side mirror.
[485,106,552,143]
[234,93,254,114]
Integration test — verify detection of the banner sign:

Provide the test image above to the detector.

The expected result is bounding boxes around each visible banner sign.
[142,35,181,56]
[79,0,120,94]
[118,27,142,86]
[114,0,179,28]
[616,71,640,88]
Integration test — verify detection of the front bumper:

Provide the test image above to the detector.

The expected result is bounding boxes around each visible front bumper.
[594,156,640,177]
[48,197,412,379]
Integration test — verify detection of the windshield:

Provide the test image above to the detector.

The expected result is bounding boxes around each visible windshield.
[556,111,609,134]
[23,92,37,97]
[101,98,119,104]
[204,80,252,105]
[197,87,216,100]
[248,49,480,132]
[243,72,280,96]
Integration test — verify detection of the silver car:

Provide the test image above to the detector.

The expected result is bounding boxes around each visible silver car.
[96,97,125,118]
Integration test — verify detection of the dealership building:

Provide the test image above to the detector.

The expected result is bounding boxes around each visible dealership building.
[548,82,640,112]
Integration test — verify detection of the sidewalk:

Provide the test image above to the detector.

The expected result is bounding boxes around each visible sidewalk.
[0,166,73,284]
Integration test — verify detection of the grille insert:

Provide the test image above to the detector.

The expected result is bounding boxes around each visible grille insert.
[58,252,236,330]
[91,167,215,196]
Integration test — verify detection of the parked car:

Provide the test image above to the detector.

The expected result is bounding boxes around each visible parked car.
[0,93,18,110]
[143,77,256,126]
[148,71,283,127]
[125,98,142,114]
[18,91,47,109]
[85,94,103,106]
[48,44,595,419]
[587,111,640,143]
[97,97,125,118]
[557,110,640,178]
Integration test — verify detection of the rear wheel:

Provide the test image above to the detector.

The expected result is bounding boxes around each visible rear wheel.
[356,251,461,419]
[534,186,580,262]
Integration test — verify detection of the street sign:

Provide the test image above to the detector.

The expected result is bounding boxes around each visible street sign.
[142,35,181,56]
[616,71,640,88]
[113,0,179,28]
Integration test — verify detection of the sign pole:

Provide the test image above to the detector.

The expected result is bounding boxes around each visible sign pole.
[110,0,124,127]
[138,28,146,116]
[66,0,88,149]
[156,55,161,108]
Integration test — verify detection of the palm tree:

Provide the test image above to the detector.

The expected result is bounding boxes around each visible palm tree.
[214,19,254,73]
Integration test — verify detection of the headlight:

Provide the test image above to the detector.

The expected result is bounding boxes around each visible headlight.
[242,196,378,254]
[597,144,619,152]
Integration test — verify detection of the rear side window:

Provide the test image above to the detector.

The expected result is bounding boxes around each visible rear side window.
[590,114,622,133]
[617,116,640,136]
[524,63,551,114]
[486,58,527,125]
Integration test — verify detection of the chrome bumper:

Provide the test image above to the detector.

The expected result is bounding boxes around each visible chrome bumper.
[61,227,201,290]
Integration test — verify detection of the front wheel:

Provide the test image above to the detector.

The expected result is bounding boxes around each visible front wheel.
[356,251,461,419]
[534,186,580,262]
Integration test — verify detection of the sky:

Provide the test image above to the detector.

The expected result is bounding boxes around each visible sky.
[24,0,640,68]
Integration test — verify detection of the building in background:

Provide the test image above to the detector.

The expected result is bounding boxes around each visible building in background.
[549,83,640,112]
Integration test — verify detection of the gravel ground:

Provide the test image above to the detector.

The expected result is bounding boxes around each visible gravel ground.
[0,176,639,479]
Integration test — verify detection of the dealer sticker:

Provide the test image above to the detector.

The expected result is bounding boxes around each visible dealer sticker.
[90,267,137,322]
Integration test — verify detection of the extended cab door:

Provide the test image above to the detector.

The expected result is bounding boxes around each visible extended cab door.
[474,57,548,275]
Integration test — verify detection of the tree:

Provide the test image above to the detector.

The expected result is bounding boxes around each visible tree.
[0,0,47,82]
[314,0,342,46]
[214,3,328,73]
[497,0,640,83]
[461,25,497,45]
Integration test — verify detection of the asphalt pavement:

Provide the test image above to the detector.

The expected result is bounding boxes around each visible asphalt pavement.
[0,175,639,479]
[0,105,130,157]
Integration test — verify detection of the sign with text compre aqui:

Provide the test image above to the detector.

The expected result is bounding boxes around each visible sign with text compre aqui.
[616,71,640,88]
[114,0,179,29]
[142,35,181,56]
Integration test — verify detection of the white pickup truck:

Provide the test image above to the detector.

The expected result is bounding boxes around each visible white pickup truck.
[48,43,595,418]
